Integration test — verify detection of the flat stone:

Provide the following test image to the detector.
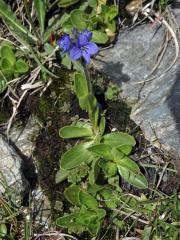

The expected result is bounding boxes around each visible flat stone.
[95,9,180,170]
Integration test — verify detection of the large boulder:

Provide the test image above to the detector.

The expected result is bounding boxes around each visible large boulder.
[95,7,180,171]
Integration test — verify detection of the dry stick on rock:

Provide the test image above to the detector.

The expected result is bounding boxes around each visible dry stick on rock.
[149,30,170,76]
[135,6,179,84]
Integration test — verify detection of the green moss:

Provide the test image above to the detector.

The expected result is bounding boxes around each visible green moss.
[38,96,51,113]
[0,111,8,123]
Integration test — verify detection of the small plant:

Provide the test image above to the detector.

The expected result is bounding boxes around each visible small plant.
[105,82,121,101]
[55,29,148,236]
[0,44,29,94]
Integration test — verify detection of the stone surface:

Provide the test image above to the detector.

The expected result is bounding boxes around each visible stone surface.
[0,134,29,205]
[95,9,180,169]
[0,115,42,205]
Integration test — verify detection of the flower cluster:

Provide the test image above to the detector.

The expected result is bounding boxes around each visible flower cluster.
[57,29,99,64]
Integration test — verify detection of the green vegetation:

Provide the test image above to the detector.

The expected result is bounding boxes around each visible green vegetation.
[0,0,179,240]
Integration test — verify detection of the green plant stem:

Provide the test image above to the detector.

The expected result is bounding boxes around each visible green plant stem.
[81,62,92,93]
[23,0,41,43]
[48,0,59,10]
[82,62,99,134]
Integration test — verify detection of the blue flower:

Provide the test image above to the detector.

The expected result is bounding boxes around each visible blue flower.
[57,34,71,53]
[70,29,98,64]
[57,29,99,64]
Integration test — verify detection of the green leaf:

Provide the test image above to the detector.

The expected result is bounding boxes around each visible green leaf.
[70,9,87,30]
[0,223,7,238]
[55,168,69,183]
[79,191,99,209]
[88,143,113,160]
[118,145,133,155]
[103,5,118,22]
[0,80,7,94]
[91,30,108,44]
[15,59,29,73]
[88,184,104,194]
[0,0,37,42]
[61,54,72,69]
[34,0,46,35]
[99,116,106,135]
[106,20,116,32]
[89,158,101,185]
[100,188,117,208]
[117,157,148,189]
[61,18,73,34]
[103,132,136,148]
[1,58,14,74]
[102,161,117,177]
[94,208,106,220]
[61,142,94,170]
[142,226,152,240]
[79,94,97,112]
[56,212,83,228]
[88,0,97,7]
[87,221,101,236]
[74,72,89,98]
[58,0,80,7]
[64,185,81,205]
[0,45,16,65]
[59,125,93,138]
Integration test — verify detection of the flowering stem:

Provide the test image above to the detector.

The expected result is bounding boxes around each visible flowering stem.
[81,62,99,134]
[81,62,92,93]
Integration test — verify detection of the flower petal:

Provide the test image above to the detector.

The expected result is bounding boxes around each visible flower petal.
[57,34,71,52]
[81,29,92,40]
[82,50,90,64]
[85,42,99,55]
[70,46,82,61]
[77,33,88,47]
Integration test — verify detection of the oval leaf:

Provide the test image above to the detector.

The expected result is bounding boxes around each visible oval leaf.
[118,144,133,155]
[0,223,7,238]
[1,58,14,74]
[74,72,89,98]
[56,212,82,228]
[88,143,113,160]
[91,30,108,44]
[61,142,94,170]
[59,126,93,139]
[0,45,15,65]
[64,185,81,205]
[79,191,99,209]
[117,158,148,189]
[70,9,87,30]
[15,59,29,73]
[103,132,136,147]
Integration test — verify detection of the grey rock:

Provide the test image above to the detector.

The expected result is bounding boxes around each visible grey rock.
[0,135,29,206]
[31,186,52,226]
[0,115,42,205]
[9,115,42,158]
[95,13,180,169]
